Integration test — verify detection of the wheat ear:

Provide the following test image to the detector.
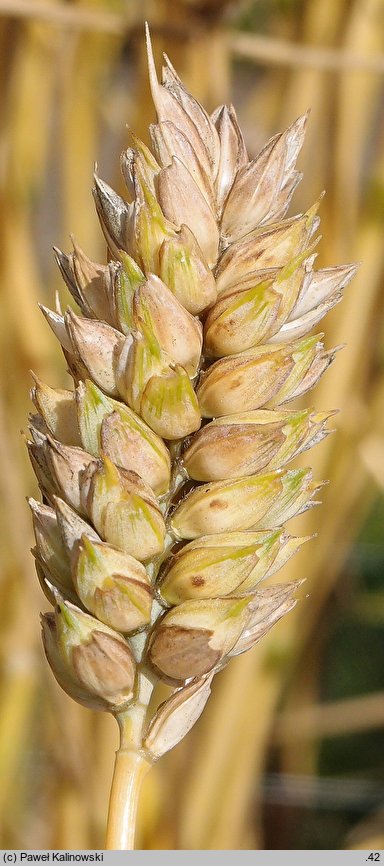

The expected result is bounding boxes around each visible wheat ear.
[26,25,356,850]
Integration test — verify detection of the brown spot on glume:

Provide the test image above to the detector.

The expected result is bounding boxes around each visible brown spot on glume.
[191,576,205,586]
[209,498,228,509]
[230,377,242,389]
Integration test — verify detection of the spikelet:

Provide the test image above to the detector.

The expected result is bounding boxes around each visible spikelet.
[27,28,356,762]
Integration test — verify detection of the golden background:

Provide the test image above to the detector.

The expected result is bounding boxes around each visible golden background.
[0,0,384,850]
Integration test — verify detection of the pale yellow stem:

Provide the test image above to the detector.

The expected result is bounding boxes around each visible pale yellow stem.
[105,747,151,851]
[105,669,154,850]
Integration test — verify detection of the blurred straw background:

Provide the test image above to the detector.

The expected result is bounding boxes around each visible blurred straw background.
[0,0,384,850]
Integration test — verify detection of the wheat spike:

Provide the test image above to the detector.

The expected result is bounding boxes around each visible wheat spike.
[26,27,356,848]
